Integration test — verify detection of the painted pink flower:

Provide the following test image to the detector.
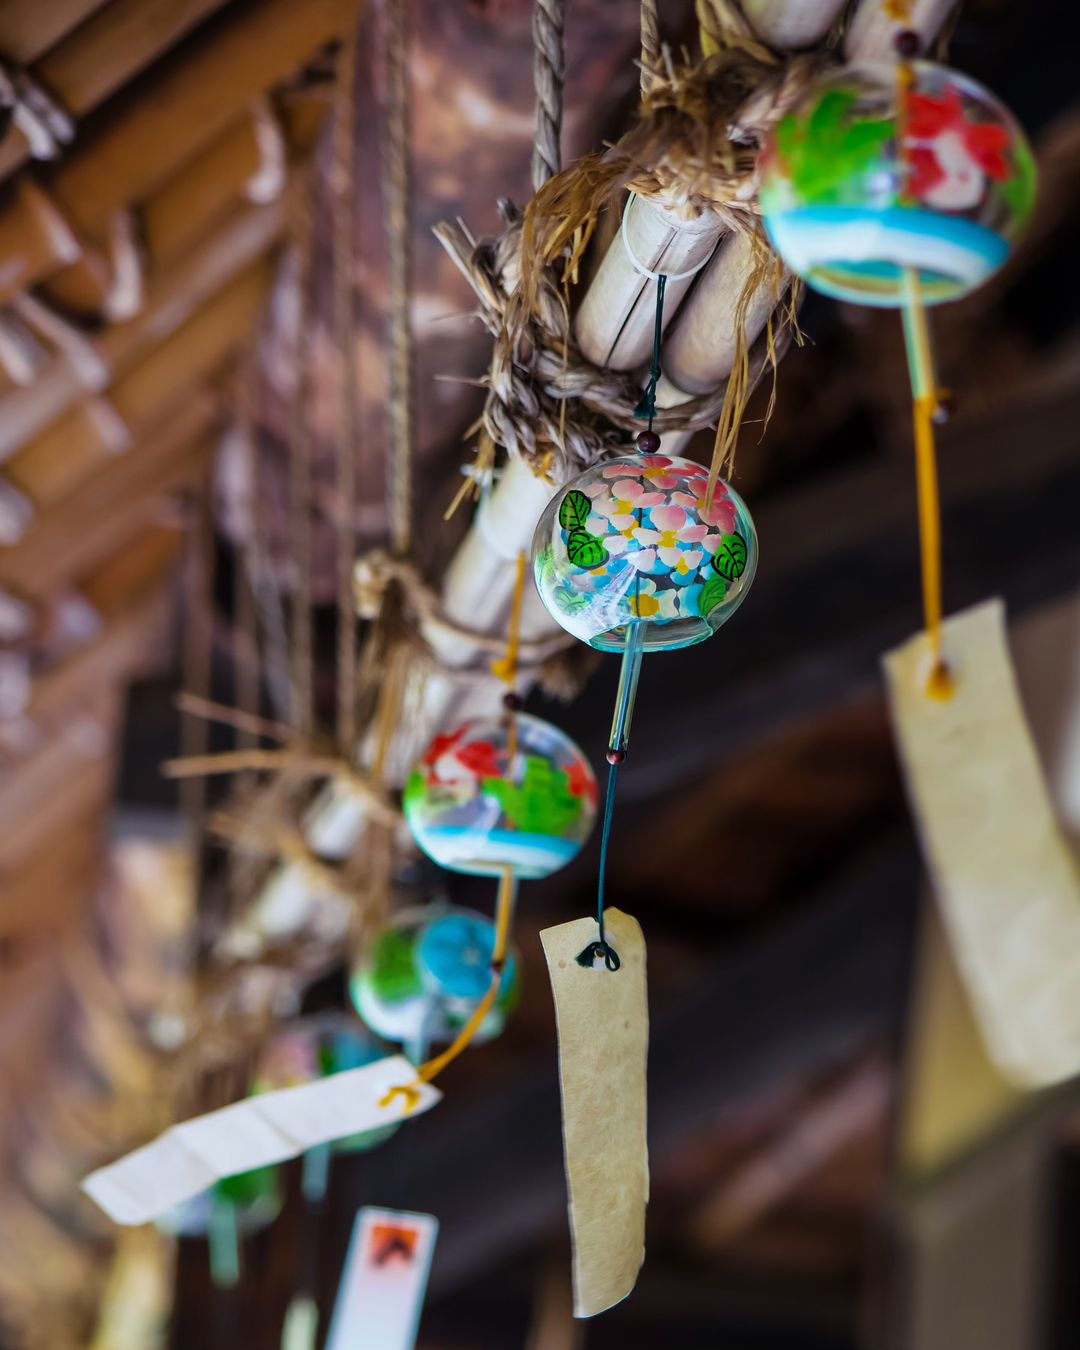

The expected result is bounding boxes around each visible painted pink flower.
[650,504,688,533]
[602,454,673,478]
[672,481,736,532]
[591,478,665,531]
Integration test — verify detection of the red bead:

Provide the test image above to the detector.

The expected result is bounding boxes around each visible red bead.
[636,429,661,454]
[503,690,522,712]
[894,29,921,58]
[606,747,626,765]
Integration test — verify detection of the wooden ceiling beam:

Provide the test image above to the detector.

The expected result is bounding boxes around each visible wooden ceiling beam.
[0,405,216,597]
[0,0,109,67]
[6,258,270,508]
[0,0,354,307]
[0,0,237,184]
[0,190,284,461]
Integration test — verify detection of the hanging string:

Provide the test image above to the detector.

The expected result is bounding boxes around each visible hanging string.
[634,272,667,429]
[897,47,953,701]
[531,0,566,192]
[576,760,622,971]
[576,617,644,971]
[383,0,413,557]
[640,0,660,97]
[334,33,360,754]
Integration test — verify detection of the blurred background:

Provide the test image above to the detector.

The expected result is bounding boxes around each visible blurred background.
[0,0,1079,1346]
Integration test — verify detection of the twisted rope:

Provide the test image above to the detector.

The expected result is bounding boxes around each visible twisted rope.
[383,0,413,556]
[531,0,566,192]
[640,0,660,97]
[333,33,360,754]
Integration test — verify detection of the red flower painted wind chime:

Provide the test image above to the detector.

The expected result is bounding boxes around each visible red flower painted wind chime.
[760,35,1035,690]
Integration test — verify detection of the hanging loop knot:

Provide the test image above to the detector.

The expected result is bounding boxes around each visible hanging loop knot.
[379,1082,424,1114]
[576,940,621,972]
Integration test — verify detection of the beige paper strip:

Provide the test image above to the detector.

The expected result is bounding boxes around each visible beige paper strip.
[884,598,1080,1089]
[541,909,648,1318]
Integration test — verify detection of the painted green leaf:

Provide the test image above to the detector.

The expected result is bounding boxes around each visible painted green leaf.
[484,758,583,836]
[369,927,423,1004]
[554,587,589,615]
[713,532,748,583]
[558,489,592,531]
[566,528,607,569]
[999,134,1037,224]
[777,87,895,206]
[807,88,856,143]
[698,573,728,618]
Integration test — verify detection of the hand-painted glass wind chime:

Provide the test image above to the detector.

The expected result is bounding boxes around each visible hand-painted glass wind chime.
[759,33,1034,692]
[532,250,758,968]
[359,551,600,1105]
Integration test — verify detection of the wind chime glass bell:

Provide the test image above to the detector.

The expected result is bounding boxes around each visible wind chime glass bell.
[350,906,521,1050]
[759,60,1036,307]
[403,713,599,879]
[533,453,758,652]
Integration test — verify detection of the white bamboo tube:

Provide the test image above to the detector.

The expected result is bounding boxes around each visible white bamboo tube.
[224,456,560,955]
[574,196,723,371]
[743,0,848,50]
[660,232,782,397]
[845,0,957,61]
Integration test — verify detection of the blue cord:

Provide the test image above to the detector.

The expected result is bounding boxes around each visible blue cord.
[576,759,622,971]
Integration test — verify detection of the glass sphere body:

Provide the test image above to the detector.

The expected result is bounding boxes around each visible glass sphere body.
[532,454,757,652]
[350,906,520,1049]
[404,714,598,880]
[760,61,1035,307]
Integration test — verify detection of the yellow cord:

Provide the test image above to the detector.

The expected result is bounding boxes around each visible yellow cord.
[896,52,953,701]
[380,864,517,1112]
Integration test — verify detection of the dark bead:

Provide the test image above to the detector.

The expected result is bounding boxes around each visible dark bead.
[502,690,522,711]
[606,747,626,765]
[636,429,662,454]
[932,391,956,425]
[894,29,921,58]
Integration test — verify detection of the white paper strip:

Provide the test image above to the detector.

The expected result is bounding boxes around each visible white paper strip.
[82,1056,441,1225]
[884,599,1080,1089]
[326,1208,439,1350]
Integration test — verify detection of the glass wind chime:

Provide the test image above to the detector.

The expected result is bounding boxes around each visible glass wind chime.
[354,555,599,1101]
[759,32,1034,688]
[531,245,759,969]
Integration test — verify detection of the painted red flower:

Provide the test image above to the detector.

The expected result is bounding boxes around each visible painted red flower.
[904,87,1011,211]
[423,728,465,767]
[457,739,503,779]
[565,759,599,807]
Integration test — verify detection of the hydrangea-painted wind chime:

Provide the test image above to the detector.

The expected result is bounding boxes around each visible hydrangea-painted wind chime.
[759,34,1034,692]
[532,245,758,970]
